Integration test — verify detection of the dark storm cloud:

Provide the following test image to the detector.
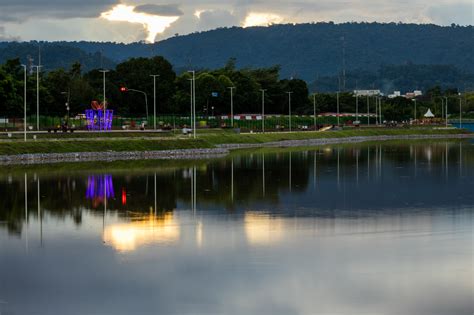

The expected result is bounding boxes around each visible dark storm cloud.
[0,0,118,21]
[134,4,184,17]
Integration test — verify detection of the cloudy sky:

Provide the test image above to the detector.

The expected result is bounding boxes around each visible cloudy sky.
[0,0,472,42]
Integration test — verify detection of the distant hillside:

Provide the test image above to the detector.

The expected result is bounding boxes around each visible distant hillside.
[0,42,116,72]
[65,22,474,80]
[0,22,473,87]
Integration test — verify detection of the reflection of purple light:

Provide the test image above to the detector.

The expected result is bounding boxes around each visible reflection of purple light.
[85,110,114,131]
[86,175,115,200]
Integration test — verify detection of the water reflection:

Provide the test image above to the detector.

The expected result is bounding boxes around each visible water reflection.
[103,212,180,252]
[0,141,473,315]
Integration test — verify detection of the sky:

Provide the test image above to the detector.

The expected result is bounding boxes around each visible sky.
[0,0,472,43]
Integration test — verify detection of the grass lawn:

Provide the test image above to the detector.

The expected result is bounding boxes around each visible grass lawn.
[0,127,469,155]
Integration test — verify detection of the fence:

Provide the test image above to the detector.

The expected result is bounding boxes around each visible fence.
[0,115,378,132]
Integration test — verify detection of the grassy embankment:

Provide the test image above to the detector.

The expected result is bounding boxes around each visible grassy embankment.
[0,128,469,155]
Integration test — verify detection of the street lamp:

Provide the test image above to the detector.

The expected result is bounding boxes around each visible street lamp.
[99,69,109,131]
[412,98,417,122]
[127,88,149,126]
[228,87,235,128]
[355,93,359,125]
[336,92,340,126]
[459,93,462,129]
[287,91,293,132]
[188,70,196,139]
[21,64,27,142]
[32,65,42,131]
[150,74,159,131]
[313,93,317,130]
[444,96,448,128]
[260,89,266,133]
[366,95,370,126]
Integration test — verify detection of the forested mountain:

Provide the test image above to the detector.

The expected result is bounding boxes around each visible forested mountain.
[0,42,116,72]
[0,22,473,91]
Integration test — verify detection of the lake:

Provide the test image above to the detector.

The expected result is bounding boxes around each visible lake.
[0,140,473,315]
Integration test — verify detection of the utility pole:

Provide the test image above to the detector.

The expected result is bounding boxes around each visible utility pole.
[287,92,293,132]
[228,87,235,128]
[150,74,159,130]
[261,89,265,133]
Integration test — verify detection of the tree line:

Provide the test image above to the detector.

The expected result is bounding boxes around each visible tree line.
[0,56,473,122]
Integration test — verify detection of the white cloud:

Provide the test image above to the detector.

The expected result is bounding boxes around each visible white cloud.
[0,0,472,42]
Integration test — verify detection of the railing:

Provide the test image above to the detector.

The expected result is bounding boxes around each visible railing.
[0,115,379,132]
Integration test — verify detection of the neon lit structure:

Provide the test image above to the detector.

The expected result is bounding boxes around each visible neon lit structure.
[85,101,113,131]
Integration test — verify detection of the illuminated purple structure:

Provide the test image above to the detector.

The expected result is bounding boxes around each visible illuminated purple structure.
[85,109,114,131]
[86,175,115,201]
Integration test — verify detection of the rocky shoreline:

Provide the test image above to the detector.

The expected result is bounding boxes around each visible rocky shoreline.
[1,134,472,165]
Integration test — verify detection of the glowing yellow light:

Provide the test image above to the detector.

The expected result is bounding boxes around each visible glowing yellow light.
[101,4,180,42]
[103,213,180,252]
[244,213,286,246]
[242,12,283,28]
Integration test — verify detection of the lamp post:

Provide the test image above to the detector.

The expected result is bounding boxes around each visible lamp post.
[22,65,27,142]
[413,98,417,122]
[313,93,317,130]
[32,65,42,130]
[459,94,462,129]
[260,89,266,133]
[367,95,370,126]
[287,91,293,132]
[150,74,159,130]
[99,70,109,130]
[355,93,359,125]
[444,96,448,128]
[128,89,149,126]
[188,71,196,139]
[336,92,340,126]
[228,87,235,128]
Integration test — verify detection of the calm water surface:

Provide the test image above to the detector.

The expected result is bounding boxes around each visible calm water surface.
[0,141,473,315]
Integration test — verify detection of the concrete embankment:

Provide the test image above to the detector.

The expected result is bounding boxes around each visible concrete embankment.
[0,133,472,166]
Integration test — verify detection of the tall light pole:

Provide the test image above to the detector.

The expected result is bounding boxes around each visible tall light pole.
[413,98,417,122]
[150,74,159,130]
[444,96,448,128]
[336,92,340,126]
[355,93,359,124]
[32,65,42,131]
[313,93,317,130]
[459,94,462,129]
[287,91,293,132]
[99,69,109,130]
[367,95,370,126]
[127,89,149,125]
[22,65,27,142]
[228,87,235,128]
[188,71,196,139]
[260,89,266,133]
